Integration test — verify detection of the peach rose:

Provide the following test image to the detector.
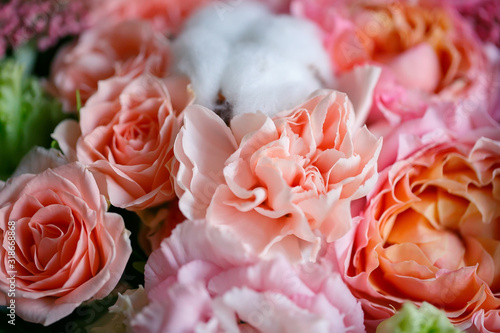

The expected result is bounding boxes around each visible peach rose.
[53,74,192,211]
[173,90,381,261]
[48,20,170,112]
[334,136,500,332]
[0,162,131,326]
[292,0,494,125]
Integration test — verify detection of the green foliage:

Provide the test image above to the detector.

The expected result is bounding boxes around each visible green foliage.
[377,303,463,333]
[0,49,66,180]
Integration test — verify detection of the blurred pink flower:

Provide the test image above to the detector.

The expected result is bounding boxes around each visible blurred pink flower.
[87,0,210,36]
[53,74,192,211]
[86,0,296,35]
[0,162,131,326]
[130,220,365,332]
[330,133,500,332]
[456,0,500,48]
[292,0,497,126]
[0,0,90,55]
[173,90,381,261]
[48,20,171,112]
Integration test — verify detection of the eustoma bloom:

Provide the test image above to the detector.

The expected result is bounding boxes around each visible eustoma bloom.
[174,90,381,260]
[54,74,192,211]
[129,220,365,332]
[0,163,131,326]
[48,20,171,112]
[337,134,500,331]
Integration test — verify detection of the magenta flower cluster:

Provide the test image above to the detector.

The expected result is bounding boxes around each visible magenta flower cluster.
[0,0,90,57]
[458,0,500,48]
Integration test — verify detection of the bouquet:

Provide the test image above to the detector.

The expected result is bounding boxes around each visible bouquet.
[0,0,499,332]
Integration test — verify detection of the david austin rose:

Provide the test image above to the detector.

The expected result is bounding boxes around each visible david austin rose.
[292,0,494,124]
[48,20,170,112]
[129,220,365,333]
[173,90,381,260]
[336,136,500,332]
[0,163,131,326]
[54,74,192,211]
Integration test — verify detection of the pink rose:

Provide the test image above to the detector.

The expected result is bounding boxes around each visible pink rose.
[173,90,381,260]
[332,134,500,332]
[0,163,131,325]
[48,20,170,112]
[129,220,365,332]
[87,0,210,35]
[53,74,192,211]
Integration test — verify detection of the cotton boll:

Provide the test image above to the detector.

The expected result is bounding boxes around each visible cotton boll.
[220,43,323,117]
[172,29,230,108]
[181,1,271,44]
[172,0,334,119]
[241,15,332,86]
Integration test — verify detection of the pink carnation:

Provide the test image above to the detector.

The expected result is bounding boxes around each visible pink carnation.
[48,20,171,112]
[130,220,365,332]
[173,90,381,261]
[372,100,500,171]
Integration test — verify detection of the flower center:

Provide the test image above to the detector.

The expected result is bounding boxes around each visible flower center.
[380,152,500,291]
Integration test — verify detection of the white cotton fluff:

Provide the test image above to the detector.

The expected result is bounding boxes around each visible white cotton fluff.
[173,29,230,107]
[172,0,333,118]
[181,1,271,43]
[220,43,322,115]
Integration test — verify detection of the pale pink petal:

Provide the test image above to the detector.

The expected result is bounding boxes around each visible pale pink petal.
[174,106,237,219]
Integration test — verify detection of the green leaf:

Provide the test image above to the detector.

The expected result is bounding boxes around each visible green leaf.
[0,54,67,180]
[376,303,463,333]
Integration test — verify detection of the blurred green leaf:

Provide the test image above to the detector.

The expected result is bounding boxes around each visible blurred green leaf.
[377,302,463,333]
[0,52,67,180]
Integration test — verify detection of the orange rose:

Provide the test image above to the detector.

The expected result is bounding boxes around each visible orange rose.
[338,136,500,331]
[323,0,484,95]
[292,0,496,125]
